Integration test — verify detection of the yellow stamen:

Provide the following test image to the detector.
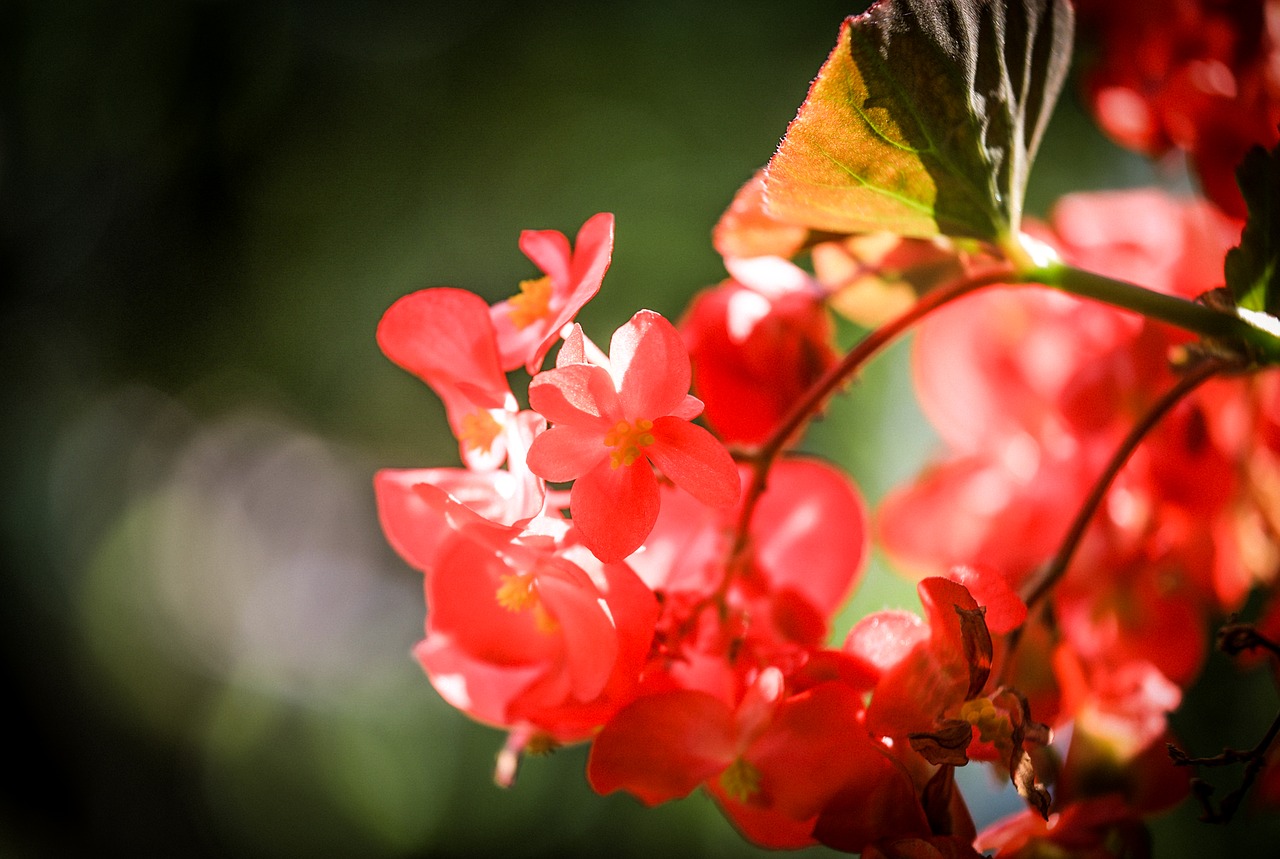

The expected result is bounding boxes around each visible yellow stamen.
[496,572,538,612]
[603,418,656,469]
[459,410,502,453]
[960,696,1013,746]
[719,757,761,803]
[495,572,559,633]
[506,275,553,329]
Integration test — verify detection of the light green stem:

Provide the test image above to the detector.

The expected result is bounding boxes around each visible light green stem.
[1025,262,1280,363]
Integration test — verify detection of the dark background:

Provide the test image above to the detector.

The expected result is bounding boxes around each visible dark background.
[2,1,1277,856]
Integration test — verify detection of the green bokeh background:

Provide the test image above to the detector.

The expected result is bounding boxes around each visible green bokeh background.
[2,1,1277,856]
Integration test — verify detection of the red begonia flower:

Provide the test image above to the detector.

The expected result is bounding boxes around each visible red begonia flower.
[377,287,515,470]
[417,528,658,742]
[682,257,837,446]
[590,667,894,850]
[489,212,615,373]
[526,309,739,562]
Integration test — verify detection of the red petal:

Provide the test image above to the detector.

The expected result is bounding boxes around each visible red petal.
[518,227,572,288]
[525,560,618,703]
[587,690,737,805]
[428,539,561,668]
[609,310,691,419]
[946,564,1026,634]
[746,682,879,821]
[750,457,867,615]
[373,469,455,574]
[646,417,740,509]
[414,635,543,730]
[570,458,661,563]
[526,424,608,482]
[377,288,508,410]
[528,363,621,427]
[811,750,932,853]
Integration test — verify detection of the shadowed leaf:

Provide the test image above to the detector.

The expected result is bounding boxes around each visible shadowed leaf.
[764,0,1073,242]
[1226,141,1280,317]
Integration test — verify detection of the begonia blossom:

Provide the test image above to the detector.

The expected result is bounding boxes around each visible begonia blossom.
[526,309,739,562]
[377,287,516,470]
[489,212,615,373]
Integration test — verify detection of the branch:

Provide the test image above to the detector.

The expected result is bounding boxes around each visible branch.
[725,264,1019,565]
[1019,356,1231,610]
[1029,263,1280,363]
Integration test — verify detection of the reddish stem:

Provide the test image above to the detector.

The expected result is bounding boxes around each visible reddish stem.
[726,265,1018,564]
[1019,356,1230,611]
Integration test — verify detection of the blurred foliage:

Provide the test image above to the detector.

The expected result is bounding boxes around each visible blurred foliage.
[2,1,1277,857]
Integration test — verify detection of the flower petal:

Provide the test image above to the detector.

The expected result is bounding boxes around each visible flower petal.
[646,417,740,509]
[587,690,737,805]
[376,288,508,410]
[519,227,573,289]
[528,363,622,427]
[609,310,691,419]
[527,425,609,483]
[570,458,660,562]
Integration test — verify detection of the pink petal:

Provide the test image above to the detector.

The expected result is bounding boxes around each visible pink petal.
[529,560,618,703]
[376,288,508,410]
[527,425,609,482]
[522,212,615,374]
[670,394,704,420]
[646,417,740,509]
[414,635,543,729]
[557,324,588,366]
[519,228,573,289]
[587,690,737,805]
[374,467,536,574]
[750,457,868,615]
[373,469,456,574]
[946,564,1027,634]
[570,458,660,563]
[567,212,615,290]
[609,310,692,419]
[528,363,622,427]
[843,610,928,676]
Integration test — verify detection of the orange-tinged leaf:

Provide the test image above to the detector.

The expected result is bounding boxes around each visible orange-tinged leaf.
[764,0,1074,242]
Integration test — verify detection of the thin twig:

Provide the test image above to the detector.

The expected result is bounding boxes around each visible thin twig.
[725,265,1018,567]
[1019,356,1230,610]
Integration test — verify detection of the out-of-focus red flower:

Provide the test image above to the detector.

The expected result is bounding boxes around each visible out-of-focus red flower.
[526,309,739,562]
[1075,0,1280,217]
[976,794,1153,859]
[682,256,837,446]
[589,666,912,851]
[489,212,615,373]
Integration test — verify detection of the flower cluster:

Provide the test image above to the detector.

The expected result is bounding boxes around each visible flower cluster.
[1075,0,1280,218]
[374,1,1280,855]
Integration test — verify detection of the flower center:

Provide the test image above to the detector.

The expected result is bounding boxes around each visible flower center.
[719,757,761,803]
[960,696,1013,746]
[458,409,503,453]
[603,419,655,469]
[506,275,553,329]
[495,572,558,632]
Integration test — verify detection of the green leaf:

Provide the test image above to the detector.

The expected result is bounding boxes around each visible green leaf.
[1226,141,1280,316]
[763,0,1074,243]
